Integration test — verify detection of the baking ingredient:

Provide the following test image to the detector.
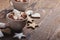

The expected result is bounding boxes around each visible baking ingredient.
[21,12,27,19]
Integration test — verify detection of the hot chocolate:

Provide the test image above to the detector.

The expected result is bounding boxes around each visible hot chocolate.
[8,12,27,20]
[15,0,26,2]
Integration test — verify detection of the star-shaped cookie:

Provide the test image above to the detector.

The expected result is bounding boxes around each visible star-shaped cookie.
[27,22,38,29]
[13,33,26,39]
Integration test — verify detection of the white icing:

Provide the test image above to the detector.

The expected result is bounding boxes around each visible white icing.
[31,13,40,18]
[0,23,6,28]
[14,33,25,39]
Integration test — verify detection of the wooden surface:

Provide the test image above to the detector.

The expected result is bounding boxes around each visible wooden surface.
[0,0,60,40]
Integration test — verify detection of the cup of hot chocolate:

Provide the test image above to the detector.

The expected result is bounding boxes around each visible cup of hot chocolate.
[6,11,27,32]
[11,0,29,11]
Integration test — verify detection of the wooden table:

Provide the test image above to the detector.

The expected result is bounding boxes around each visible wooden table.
[0,0,60,40]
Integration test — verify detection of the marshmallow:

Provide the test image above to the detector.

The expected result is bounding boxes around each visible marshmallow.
[21,12,27,19]
[13,9,21,20]
[13,16,18,20]
[13,9,20,14]
[20,0,26,2]
[0,23,6,28]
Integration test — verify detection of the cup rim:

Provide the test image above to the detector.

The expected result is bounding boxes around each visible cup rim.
[6,12,27,21]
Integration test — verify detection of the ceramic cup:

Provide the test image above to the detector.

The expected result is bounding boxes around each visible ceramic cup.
[6,12,27,32]
[11,0,29,11]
